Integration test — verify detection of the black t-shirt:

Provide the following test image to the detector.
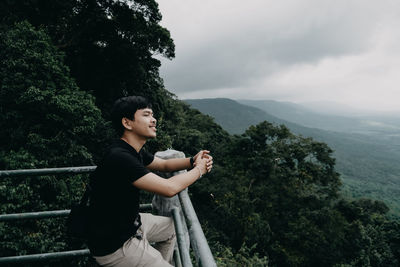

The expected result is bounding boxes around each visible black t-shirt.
[87,139,154,256]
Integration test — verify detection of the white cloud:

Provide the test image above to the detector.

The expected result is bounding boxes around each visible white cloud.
[157,0,400,111]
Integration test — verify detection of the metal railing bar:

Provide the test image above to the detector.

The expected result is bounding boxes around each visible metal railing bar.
[179,190,217,267]
[0,204,153,222]
[0,166,96,178]
[172,207,193,267]
[173,248,183,267]
[0,249,90,264]
[0,210,69,222]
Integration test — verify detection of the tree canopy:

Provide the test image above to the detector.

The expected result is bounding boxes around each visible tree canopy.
[0,21,106,265]
[1,0,175,114]
[192,122,400,266]
[0,21,104,169]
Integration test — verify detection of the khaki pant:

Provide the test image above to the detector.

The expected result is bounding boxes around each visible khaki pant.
[94,213,176,267]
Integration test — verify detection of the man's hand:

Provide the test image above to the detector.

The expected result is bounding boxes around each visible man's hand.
[193,150,213,173]
[193,150,209,161]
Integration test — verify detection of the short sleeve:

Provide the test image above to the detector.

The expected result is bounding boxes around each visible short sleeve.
[107,151,151,183]
[141,150,154,166]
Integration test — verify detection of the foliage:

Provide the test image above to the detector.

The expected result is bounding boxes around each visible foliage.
[0,0,175,115]
[0,21,106,168]
[192,121,400,266]
[0,21,102,265]
[186,98,400,218]
[212,241,268,267]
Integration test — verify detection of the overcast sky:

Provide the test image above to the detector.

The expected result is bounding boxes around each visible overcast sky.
[156,0,400,112]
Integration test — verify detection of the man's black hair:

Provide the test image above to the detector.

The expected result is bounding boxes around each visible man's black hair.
[111,96,152,137]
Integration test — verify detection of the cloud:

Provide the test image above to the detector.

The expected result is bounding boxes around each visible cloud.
[157,0,400,111]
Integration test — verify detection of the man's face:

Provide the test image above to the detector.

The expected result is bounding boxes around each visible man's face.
[130,108,157,139]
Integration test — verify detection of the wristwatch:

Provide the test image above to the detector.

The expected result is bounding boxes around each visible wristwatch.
[190,157,194,167]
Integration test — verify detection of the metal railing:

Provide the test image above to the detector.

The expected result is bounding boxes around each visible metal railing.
[0,166,216,266]
[0,204,153,222]
[172,207,193,267]
[178,190,216,267]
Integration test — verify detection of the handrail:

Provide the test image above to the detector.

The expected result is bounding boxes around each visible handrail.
[172,207,193,267]
[0,166,96,178]
[0,250,90,265]
[0,204,153,222]
[0,163,216,266]
[179,190,217,267]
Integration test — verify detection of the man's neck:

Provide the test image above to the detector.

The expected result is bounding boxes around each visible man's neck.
[120,133,146,153]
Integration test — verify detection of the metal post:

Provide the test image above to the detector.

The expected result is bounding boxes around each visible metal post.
[172,207,193,267]
[152,149,191,259]
[173,248,183,267]
[179,190,217,267]
[151,149,217,267]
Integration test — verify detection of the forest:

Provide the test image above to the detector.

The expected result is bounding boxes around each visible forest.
[1,1,399,266]
[185,98,400,218]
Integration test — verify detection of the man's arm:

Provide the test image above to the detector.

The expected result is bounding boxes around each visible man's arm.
[147,150,212,172]
[146,157,191,172]
[134,155,210,197]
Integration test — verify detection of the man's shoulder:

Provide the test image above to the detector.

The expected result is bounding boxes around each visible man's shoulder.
[107,147,138,163]
[107,140,136,157]
[101,139,154,167]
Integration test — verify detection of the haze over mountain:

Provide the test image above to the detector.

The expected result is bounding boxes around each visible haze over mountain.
[185,98,400,217]
[239,99,400,140]
[298,100,400,117]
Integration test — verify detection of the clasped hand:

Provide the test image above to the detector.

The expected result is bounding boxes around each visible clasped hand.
[193,150,213,175]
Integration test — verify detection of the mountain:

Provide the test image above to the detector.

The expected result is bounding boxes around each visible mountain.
[238,99,400,140]
[185,98,400,217]
[185,98,283,134]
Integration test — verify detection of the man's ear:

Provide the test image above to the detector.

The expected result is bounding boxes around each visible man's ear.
[121,117,133,131]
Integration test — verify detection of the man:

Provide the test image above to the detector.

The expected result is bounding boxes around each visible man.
[87,96,212,266]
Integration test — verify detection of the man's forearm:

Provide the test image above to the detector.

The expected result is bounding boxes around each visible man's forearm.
[164,157,192,172]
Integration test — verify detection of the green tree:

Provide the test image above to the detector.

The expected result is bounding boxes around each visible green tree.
[191,122,332,262]
[192,121,400,266]
[0,0,231,157]
[0,0,175,115]
[192,121,391,266]
[334,199,399,266]
[0,21,106,168]
[0,21,104,265]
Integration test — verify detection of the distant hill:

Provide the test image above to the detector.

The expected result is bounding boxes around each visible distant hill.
[185,98,400,217]
[239,99,400,139]
[185,98,283,134]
